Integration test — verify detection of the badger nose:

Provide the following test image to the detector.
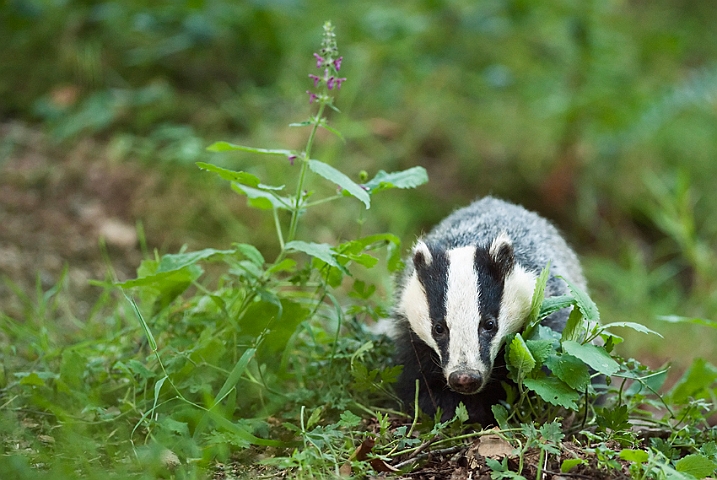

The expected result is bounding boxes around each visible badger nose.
[448,371,483,394]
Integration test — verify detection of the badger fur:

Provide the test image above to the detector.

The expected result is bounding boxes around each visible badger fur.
[393,196,586,425]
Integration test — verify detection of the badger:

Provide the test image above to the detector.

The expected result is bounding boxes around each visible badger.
[393,196,586,425]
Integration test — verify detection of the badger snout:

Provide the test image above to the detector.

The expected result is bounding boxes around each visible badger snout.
[448,370,483,394]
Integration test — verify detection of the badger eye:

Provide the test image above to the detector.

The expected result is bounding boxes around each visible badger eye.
[433,323,446,336]
[483,319,496,332]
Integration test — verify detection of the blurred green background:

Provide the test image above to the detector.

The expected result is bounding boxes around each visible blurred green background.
[2,0,717,374]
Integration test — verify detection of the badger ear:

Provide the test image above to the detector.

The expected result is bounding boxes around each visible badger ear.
[412,240,433,268]
[489,232,514,278]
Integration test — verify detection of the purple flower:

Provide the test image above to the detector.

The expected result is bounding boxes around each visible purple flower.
[287,154,297,166]
[306,91,319,103]
[327,76,347,90]
[308,74,321,87]
[313,53,325,69]
[333,56,343,71]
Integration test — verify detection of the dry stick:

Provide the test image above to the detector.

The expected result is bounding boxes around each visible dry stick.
[392,445,465,471]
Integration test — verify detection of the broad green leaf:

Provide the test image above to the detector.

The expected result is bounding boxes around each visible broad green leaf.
[508,333,536,382]
[525,339,554,368]
[157,248,234,273]
[546,353,591,390]
[491,404,510,430]
[561,276,600,323]
[307,159,370,208]
[675,454,717,478]
[538,295,575,319]
[285,240,341,269]
[206,141,293,157]
[523,377,580,410]
[562,340,619,376]
[619,449,649,463]
[600,321,663,337]
[162,417,190,437]
[196,162,261,187]
[18,372,47,387]
[363,167,429,193]
[266,258,296,274]
[561,458,586,473]
[338,410,362,428]
[524,263,550,338]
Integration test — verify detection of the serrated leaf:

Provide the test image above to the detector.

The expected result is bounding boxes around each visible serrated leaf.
[196,162,261,187]
[508,333,536,382]
[561,276,600,323]
[539,421,564,443]
[538,295,575,319]
[561,306,584,343]
[546,353,591,390]
[523,377,580,410]
[206,141,293,157]
[600,321,663,337]
[562,340,619,376]
[307,159,370,208]
[675,454,717,478]
[338,410,362,428]
[525,339,554,368]
[524,264,550,339]
[362,167,429,193]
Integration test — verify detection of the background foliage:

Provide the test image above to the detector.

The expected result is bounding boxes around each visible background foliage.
[2,0,717,477]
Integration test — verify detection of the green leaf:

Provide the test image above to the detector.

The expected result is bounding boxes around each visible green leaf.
[231,184,292,210]
[307,159,370,208]
[619,449,649,463]
[338,410,362,428]
[507,333,536,382]
[538,295,575,319]
[363,167,429,193]
[600,321,663,337]
[525,339,554,368]
[539,421,564,443]
[524,263,550,339]
[546,353,591,390]
[561,276,600,323]
[561,306,584,343]
[196,162,261,187]
[234,243,265,266]
[523,377,580,409]
[206,141,293,157]
[212,348,257,407]
[561,458,586,473]
[659,315,717,329]
[285,240,342,269]
[675,454,717,478]
[157,248,234,273]
[562,341,619,376]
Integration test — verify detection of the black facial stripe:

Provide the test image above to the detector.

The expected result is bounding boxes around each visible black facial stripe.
[474,245,507,367]
[414,244,449,362]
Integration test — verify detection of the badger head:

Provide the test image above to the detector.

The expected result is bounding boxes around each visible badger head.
[398,233,537,395]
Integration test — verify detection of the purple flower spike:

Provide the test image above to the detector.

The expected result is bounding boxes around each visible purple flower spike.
[327,76,335,90]
[309,74,321,87]
[334,77,347,90]
[333,56,343,71]
[306,91,319,104]
[288,154,297,166]
[313,53,325,69]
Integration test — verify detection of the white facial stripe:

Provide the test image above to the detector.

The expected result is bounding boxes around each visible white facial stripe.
[445,246,486,375]
[399,271,441,358]
[489,263,537,360]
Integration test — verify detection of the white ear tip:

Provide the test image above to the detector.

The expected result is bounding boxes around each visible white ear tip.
[489,232,512,254]
[412,240,432,267]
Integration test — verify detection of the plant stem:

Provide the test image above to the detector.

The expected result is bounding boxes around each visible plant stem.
[286,104,327,245]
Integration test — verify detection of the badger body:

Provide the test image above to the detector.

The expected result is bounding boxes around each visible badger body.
[393,196,586,425]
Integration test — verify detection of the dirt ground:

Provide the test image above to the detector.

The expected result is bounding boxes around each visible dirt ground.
[0,122,150,318]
